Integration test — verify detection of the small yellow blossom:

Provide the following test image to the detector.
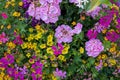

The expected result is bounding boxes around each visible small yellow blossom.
[50,55,56,61]
[29,59,35,64]
[13,12,21,17]
[101,54,107,59]
[40,44,46,49]
[7,41,16,49]
[19,2,23,6]
[102,29,107,34]
[26,53,31,58]
[79,47,84,54]
[29,28,34,33]
[103,63,108,67]
[71,21,76,26]
[7,24,11,29]
[58,55,66,62]
[46,47,53,55]
[109,59,116,66]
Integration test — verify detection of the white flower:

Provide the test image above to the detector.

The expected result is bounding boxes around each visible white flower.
[76,0,89,8]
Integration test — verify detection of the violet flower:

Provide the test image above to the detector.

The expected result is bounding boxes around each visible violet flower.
[52,43,64,56]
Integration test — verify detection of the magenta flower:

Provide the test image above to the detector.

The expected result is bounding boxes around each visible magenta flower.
[86,29,98,39]
[13,35,23,45]
[106,31,120,42]
[55,24,74,43]
[72,23,83,34]
[85,39,104,57]
[53,68,66,79]
[1,12,8,19]
[0,32,8,43]
[99,15,112,27]
[52,43,64,56]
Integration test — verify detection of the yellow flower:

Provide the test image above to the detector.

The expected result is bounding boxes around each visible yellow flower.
[102,29,107,34]
[27,34,34,41]
[58,55,66,62]
[5,2,11,8]
[12,12,20,17]
[35,24,41,30]
[50,55,56,61]
[104,37,108,41]
[103,63,108,67]
[46,47,53,55]
[34,33,42,40]
[43,55,48,59]
[7,24,11,29]
[71,21,76,26]
[79,47,84,54]
[0,72,5,78]
[21,42,27,49]
[29,28,34,33]
[109,47,116,53]
[7,42,16,49]
[52,63,58,67]
[47,34,53,46]
[101,54,107,59]
[4,75,12,80]
[1,25,4,29]
[26,53,31,58]
[62,44,70,54]
[109,59,116,66]
[19,2,23,6]
[40,44,46,49]
[29,59,35,64]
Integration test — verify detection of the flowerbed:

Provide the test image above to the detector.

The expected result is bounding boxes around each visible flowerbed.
[0,0,120,80]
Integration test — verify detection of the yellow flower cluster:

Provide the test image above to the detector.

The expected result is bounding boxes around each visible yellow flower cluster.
[5,0,15,8]
[13,12,21,17]
[62,44,70,54]
[47,34,53,46]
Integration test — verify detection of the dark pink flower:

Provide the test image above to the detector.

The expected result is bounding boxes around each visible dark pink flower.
[52,43,64,56]
[0,32,9,43]
[1,12,8,19]
[106,31,120,42]
[86,29,98,39]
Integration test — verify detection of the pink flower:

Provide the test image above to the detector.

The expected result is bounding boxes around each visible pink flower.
[1,12,8,19]
[53,68,66,79]
[52,43,64,56]
[85,39,104,57]
[0,32,8,43]
[72,23,83,34]
[95,60,103,71]
[86,29,98,39]
[55,24,74,43]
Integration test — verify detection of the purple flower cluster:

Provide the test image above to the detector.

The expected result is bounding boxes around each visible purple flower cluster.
[53,68,66,79]
[31,61,43,80]
[26,0,62,23]
[13,34,23,45]
[0,32,8,43]
[86,6,101,19]
[106,31,120,42]
[55,23,83,43]
[0,54,14,68]
[52,43,64,56]
[94,22,106,33]
[85,39,104,57]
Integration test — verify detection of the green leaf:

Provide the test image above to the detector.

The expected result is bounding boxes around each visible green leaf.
[103,40,111,51]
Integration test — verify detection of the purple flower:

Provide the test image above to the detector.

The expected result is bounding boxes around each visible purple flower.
[72,23,83,34]
[31,61,43,80]
[94,22,105,33]
[86,6,101,18]
[13,35,23,45]
[85,39,104,57]
[86,29,98,39]
[95,60,103,71]
[106,31,120,42]
[99,15,113,27]
[53,68,66,79]
[55,24,74,43]
[52,43,64,56]
[0,32,9,43]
